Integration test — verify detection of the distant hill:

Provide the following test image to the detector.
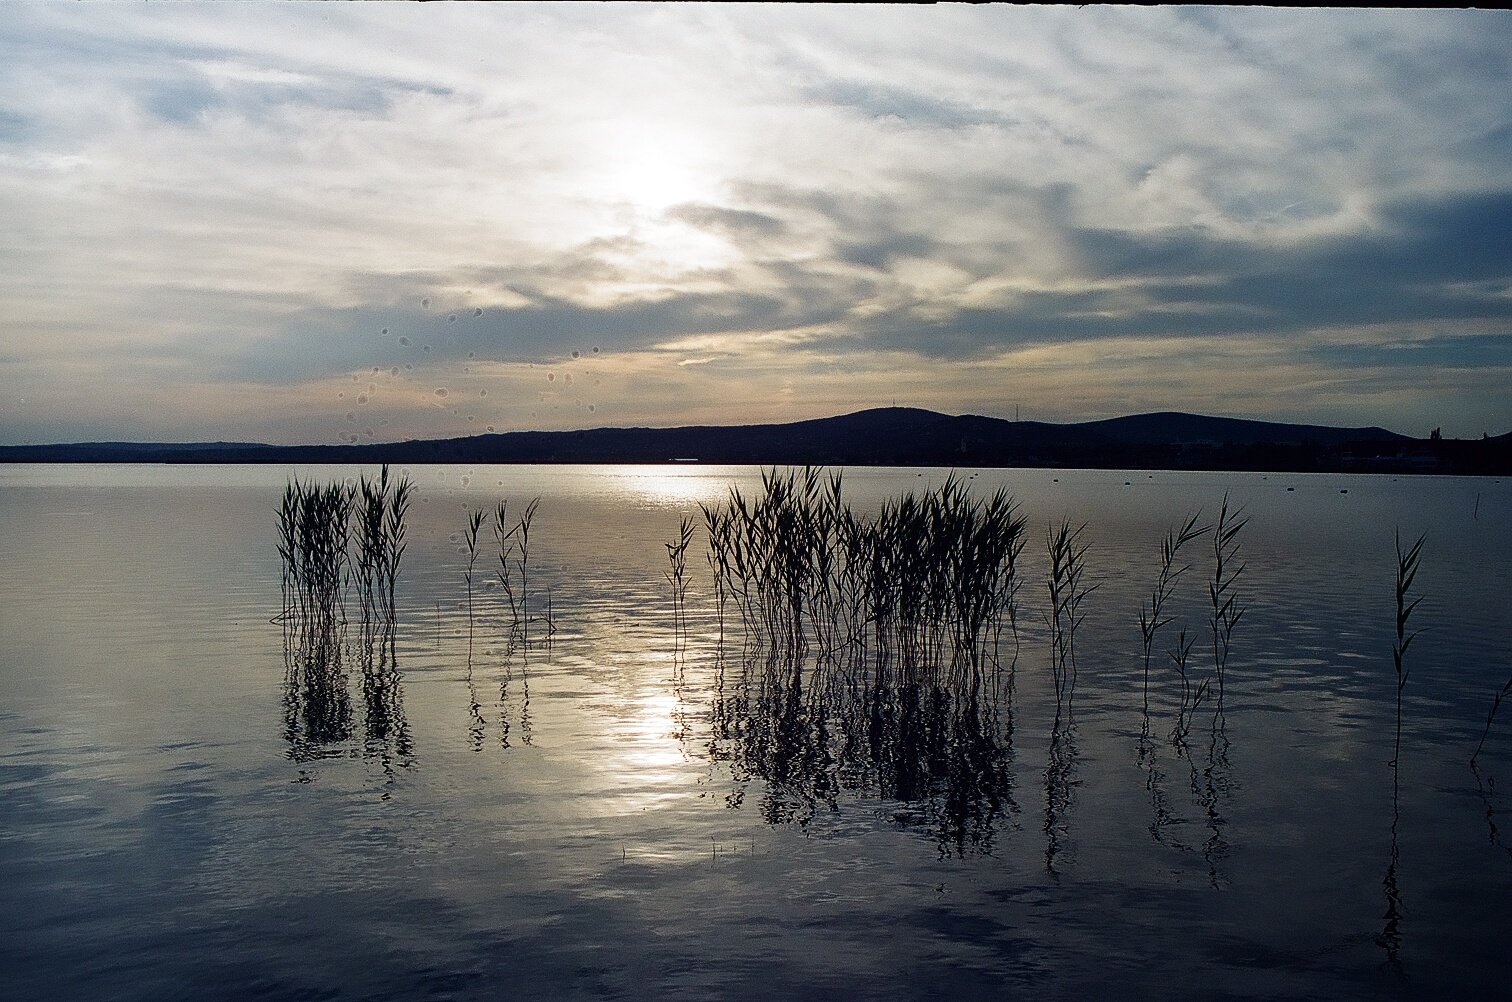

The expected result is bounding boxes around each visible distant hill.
[2,408,1505,474]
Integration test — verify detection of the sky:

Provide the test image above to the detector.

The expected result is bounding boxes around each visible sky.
[1,3,1510,446]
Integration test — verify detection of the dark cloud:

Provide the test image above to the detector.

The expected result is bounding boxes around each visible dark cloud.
[1306,333,1512,371]
[807,80,1009,131]
[200,186,1512,387]
[216,281,853,384]
[137,68,425,130]
[146,81,223,125]
[837,233,935,270]
[0,107,30,142]
[850,188,1512,357]
[665,202,785,240]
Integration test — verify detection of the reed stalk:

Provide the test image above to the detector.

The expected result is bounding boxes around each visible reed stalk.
[1139,512,1206,717]
[1391,531,1424,771]
[1046,520,1095,706]
[492,497,541,651]
[463,507,486,662]
[1208,494,1247,722]
[666,514,694,645]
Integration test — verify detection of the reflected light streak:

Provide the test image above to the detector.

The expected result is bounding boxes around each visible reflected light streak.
[601,687,690,812]
[605,465,733,508]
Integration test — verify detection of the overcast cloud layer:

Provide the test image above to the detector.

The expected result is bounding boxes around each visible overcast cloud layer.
[2,3,1509,445]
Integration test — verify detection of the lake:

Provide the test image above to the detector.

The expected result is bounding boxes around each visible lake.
[2,463,1509,1000]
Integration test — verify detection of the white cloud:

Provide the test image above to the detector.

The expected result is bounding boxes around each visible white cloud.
[0,3,1509,442]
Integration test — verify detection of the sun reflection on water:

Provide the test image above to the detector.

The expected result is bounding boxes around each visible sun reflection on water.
[603,465,732,508]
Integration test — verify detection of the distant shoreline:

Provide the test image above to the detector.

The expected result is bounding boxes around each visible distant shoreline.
[2,407,1508,476]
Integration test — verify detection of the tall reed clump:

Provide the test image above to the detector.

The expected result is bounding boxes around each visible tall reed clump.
[354,464,412,638]
[492,497,541,652]
[276,464,412,760]
[1046,520,1095,707]
[278,476,355,751]
[703,468,1026,686]
[703,468,1026,854]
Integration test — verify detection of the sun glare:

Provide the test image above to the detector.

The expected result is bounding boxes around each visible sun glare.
[596,126,710,214]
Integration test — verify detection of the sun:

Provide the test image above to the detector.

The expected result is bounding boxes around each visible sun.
[596,124,710,214]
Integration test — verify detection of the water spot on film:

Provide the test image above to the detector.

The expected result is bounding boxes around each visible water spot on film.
[390,367,399,376]
[473,308,482,317]
[357,394,368,405]
[423,345,431,352]
[487,425,495,432]
[571,350,580,359]
[399,336,411,346]
[467,415,475,422]
[467,352,476,359]
[588,404,595,412]
[435,387,449,398]
[381,327,389,335]
[351,375,359,382]
[461,476,471,486]
[547,373,555,382]
[338,392,345,398]
[346,411,356,422]
[405,363,413,371]
[592,346,600,353]
[422,297,431,308]
[448,314,457,323]
[479,389,488,397]
[564,373,572,385]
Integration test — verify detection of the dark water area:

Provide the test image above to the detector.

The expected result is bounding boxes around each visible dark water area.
[2,463,1510,1000]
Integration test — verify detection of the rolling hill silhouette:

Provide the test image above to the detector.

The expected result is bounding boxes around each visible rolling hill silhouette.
[2,408,1505,474]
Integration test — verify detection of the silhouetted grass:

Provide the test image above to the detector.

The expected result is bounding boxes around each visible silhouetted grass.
[1392,530,1424,772]
[276,464,412,762]
[1208,493,1247,721]
[666,514,694,647]
[462,507,486,661]
[1139,511,1206,718]
[699,467,1027,854]
[703,468,1026,687]
[1046,519,1095,706]
[491,496,541,653]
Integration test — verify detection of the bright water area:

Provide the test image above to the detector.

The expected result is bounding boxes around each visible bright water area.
[2,463,1510,1000]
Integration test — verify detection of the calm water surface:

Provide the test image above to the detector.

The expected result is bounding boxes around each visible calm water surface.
[2,463,1510,1000]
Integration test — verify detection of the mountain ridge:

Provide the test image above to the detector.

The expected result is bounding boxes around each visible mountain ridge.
[2,407,1505,474]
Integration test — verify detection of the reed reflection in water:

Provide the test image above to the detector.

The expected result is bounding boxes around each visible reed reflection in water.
[6,463,1512,1001]
[278,466,414,778]
[700,468,1025,855]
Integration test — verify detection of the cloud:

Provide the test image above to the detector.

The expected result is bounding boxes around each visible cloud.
[1,4,1510,443]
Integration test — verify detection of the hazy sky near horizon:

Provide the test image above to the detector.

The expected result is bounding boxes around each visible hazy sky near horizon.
[2,3,1510,445]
